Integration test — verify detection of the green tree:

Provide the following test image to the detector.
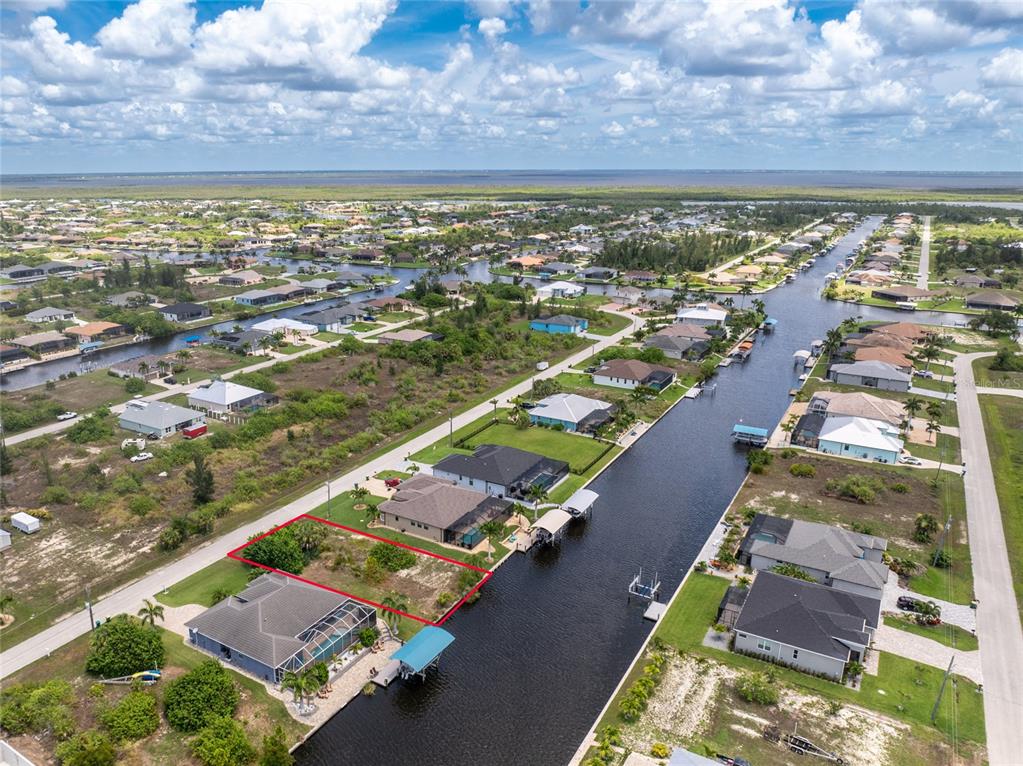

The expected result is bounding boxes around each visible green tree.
[85,616,164,678]
[771,563,816,582]
[903,395,925,426]
[190,716,255,766]
[99,691,159,742]
[163,660,239,732]
[54,730,117,766]
[479,518,506,563]
[259,726,294,766]
[136,598,165,626]
[243,527,305,574]
[914,513,940,543]
[381,592,410,637]
[185,453,216,506]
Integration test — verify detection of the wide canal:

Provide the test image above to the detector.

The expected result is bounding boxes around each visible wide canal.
[294,216,918,764]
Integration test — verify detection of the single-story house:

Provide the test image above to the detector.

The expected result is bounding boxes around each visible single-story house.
[109,354,166,381]
[376,329,442,344]
[954,274,1001,289]
[365,297,416,313]
[675,303,727,327]
[529,393,615,432]
[658,323,713,342]
[219,270,264,286]
[63,321,126,344]
[739,514,890,600]
[299,303,370,333]
[0,344,30,365]
[250,317,318,337]
[506,255,545,271]
[964,291,1019,310]
[0,264,46,282]
[579,266,618,281]
[186,572,377,685]
[432,444,569,502]
[529,315,588,335]
[210,329,270,354]
[187,380,276,414]
[300,278,343,293]
[817,415,904,465]
[806,391,905,428]
[266,284,309,301]
[11,330,77,355]
[624,270,658,283]
[233,289,283,307]
[377,474,512,548]
[870,285,935,303]
[828,360,911,392]
[158,302,211,322]
[852,346,914,373]
[536,281,584,300]
[24,307,76,323]
[592,358,676,391]
[537,261,577,276]
[118,400,205,439]
[732,571,880,681]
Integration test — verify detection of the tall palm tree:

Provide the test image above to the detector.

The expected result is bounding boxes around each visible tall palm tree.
[925,400,945,424]
[281,670,304,707]
[381,592,410,637]
[739,284,753,309]
[137,598,164,626]
[925,420,941,444]
[903,395,925,426]
[917,343,940,371]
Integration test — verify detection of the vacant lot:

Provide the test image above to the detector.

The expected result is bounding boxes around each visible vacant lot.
[979,394,1023,611]
[595,574,985,766]
[733,452,973,604]
[2,627,307,766]
[972,354,1023,389]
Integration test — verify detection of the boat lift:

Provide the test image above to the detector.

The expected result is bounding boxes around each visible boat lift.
[628,567,661,602]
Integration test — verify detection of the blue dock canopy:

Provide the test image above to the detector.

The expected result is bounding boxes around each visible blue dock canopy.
[184,335,202,343]
[732,424,769,438]
[391,626,455,674]
[763,317,778,326]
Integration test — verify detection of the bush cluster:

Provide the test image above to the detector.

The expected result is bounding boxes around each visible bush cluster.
[367,542,417,572]
[163,660,239,732]
[788,462,816,478]
[735,670,779,705]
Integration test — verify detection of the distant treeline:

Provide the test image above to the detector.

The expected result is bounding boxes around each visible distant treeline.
[595,232,758,273]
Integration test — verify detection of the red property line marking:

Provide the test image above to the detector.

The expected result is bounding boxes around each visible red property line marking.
[227,513,494,626]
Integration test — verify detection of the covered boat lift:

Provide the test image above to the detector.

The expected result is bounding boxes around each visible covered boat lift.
[762,317,778,333]
[562,488,598,519]
[389,626,455,682]
[732,423,769,447]
[531,508,573,547]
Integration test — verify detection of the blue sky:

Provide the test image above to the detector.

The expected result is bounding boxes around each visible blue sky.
[1,0,1021,174]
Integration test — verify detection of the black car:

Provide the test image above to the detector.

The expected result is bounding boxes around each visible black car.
[897,596,919,611]
[164,376,177,384]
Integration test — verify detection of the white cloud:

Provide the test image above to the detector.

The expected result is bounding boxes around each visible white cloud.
[96,0,195,60]
[981,48,1023,87]
[478,17,508,45]
[601,120,626,137]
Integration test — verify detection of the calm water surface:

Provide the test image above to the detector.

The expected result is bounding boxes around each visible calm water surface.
[293,217,924,765]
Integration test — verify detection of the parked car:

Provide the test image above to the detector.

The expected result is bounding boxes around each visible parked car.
[164,376,177,384]
[914,369,934,379]
[384,477,402,488]
[56,411,78,421]
[130,452,155,463]
[897,596,920,611]
[899,455,923,466]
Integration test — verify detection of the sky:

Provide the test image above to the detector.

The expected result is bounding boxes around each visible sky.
[1,0,1021,174]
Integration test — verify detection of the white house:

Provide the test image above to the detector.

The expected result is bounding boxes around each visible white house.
[675,303,727,327]
[535,281,584,300]
[250,317,318,337]
[11,512,41,534]
[528,393,614,432]
[817,416,904,464]
[187,380,273,415]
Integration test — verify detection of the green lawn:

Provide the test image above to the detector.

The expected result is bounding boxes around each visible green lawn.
[313,330,347,342]
[156,558,251,607]
[409,409,510,464]
[275,343,310,355]
[904,432,961,463]
[910,375,954,394]
[885,614,979,651]
[979,394,1023,611]
[972,354,1023,389]
[646,574,985,744]
[374,469,411,480]
[460,421,611,472]
[350,321,382,332]
[375,311,419,323]
[586,313,634,337]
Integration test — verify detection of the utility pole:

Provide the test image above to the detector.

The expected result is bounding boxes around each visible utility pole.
[448,415,454,447]
[932,515,953,567]
[325,479,331,521]
[931,655,955,723]
[85,583,95,630]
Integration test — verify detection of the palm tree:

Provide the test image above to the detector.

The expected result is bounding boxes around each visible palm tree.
[925,400,944,424]
[137,361,150,376]
[381,592,410,637]
[821,328,843,360]
[362,504,380,524]
[917,343,940,371]
[136,598,165,626]
[925,419,941,444]
[721,296,735,310]
[280,670,305,708]
[479,519,506,563]
[738,284,753,309]
[0,593,15,624]
[351,486,369,504]
[903,396,925,427]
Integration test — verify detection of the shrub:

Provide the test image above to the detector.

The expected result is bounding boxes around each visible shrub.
[779,448,798,459]
[436,591,454,608]
[771,563,816,582]
[933,549,952,569]
[190,716,254,766]
[243,527,304,574]
[99,691,159,741]
[67,414,113,444]
[788,462,816,478]
[746,450,773,474]
[55,730,117,766]
[650,743,670,758]
[259,725,294,766]
[0,680,76,739]
[889,482,910,494]
[367,542,417,572]
[358,627,379,648]
[159,526,184,551]
[85,616,164,678]
[825,474,883,504]
[735,670,779,705]
[41,485,74,504]
[128,494,158,517]
[163,660,239,732]
[124,378,146,394]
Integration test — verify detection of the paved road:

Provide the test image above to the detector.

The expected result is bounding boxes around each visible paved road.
[0,316,637,679]
[953,351,1023,765]
[917,215,931,289]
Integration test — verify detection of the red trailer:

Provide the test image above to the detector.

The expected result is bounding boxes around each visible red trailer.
[182,424,207,439]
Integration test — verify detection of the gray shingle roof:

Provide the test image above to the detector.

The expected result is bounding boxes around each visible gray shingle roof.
[433,444,568,488]
[379,474,511,531]
[185,573,372,670]
[735,572,879,660]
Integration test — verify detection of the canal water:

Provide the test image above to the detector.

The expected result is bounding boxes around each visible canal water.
[292,216,922,765]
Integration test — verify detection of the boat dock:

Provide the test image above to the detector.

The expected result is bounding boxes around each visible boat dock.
[731,423,769,447]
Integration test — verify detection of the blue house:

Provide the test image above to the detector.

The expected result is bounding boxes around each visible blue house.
[185,573,376,685]
[529,314,588,335]
[817,416,903,464]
